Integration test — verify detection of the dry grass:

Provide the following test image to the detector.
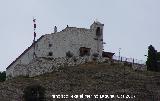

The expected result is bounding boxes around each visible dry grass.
[0,62,160,101]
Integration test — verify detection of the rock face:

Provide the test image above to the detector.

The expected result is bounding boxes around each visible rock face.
[1,62,160,101]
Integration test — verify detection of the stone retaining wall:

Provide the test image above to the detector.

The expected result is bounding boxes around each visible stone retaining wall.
[7,56,146,79]
[10,56,105,78]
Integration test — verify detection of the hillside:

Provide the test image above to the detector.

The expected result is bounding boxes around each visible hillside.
[0,62,160,101]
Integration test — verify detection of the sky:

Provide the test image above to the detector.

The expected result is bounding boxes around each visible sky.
[0,0,160,71]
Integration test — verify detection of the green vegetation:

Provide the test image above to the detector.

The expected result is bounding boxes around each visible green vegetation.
[157,52,160,61]
[146,45,160,72]
[0,71,6,82]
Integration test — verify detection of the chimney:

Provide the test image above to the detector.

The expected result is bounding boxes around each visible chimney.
[54,26,57,33]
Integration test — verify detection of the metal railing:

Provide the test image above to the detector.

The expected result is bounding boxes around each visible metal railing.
[112,55,146,65]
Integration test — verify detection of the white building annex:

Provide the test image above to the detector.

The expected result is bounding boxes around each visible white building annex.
[6,21,105,78]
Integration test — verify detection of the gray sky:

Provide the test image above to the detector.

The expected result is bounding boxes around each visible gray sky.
[0,0,160,71]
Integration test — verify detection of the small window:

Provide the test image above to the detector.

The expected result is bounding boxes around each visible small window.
[96,27,102,36]
[48,52,53,56]
[79,47,90,56]
[49,44,52,47]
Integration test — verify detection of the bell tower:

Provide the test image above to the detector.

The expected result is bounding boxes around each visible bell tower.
[90,21,104,36]
[90,21,104,56]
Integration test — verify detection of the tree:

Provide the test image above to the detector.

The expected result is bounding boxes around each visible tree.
[146,45,158,71]
[0,71,6,82]
[157,52,160,71]
[157,52,160,61]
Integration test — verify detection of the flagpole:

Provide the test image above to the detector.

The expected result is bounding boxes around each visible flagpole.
[33,18,37,59]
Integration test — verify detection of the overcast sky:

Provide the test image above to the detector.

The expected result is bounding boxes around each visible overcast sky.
[0,0,160,71]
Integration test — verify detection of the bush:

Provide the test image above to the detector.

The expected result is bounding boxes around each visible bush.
[66,51,73,58]
[0,71,6,82]
[23,85,45,101]
[73,56,78,62]
[92,53,99,61]
[124,62,132,67]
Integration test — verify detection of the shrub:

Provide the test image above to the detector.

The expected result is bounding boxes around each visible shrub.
[73,56,78,62]
[92,53,99,61]
[66,51,73,58]
[0,71,6,82]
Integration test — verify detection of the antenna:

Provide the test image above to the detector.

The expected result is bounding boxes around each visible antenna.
[33,18,37,58]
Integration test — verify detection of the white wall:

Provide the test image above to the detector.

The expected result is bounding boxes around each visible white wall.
[6,22,104,78]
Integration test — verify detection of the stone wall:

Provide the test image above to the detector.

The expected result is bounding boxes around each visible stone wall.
[8,56,105,78]
[7,55,146,79]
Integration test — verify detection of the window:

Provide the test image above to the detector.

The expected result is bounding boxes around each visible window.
[48,52,53,56]
[79,47,90,56]
[49,44,52,47]
[96,27,102,36]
